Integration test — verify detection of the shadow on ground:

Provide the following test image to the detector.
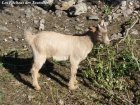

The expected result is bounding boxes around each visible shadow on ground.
[0,51,68,90]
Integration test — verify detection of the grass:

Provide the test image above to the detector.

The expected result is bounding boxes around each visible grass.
[81,35,140,104]
[0,91,4,103]
[83,35,140,91]
[102,5,112,16]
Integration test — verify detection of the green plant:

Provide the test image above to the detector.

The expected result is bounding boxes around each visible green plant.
[0,91,4,103]
[102,5,112,15]
[83,36,139,91]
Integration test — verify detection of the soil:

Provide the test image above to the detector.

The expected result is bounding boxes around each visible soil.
[0,5,140,105]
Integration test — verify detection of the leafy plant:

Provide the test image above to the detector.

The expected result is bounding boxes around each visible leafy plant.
[83,36,139,91]
[102,5,112,15]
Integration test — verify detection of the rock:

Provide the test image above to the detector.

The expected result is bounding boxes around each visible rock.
[112,13,121,20]
[13,38,19,42]
[3,39,8,42]
[0,25,10,32]
[25,8,33,18]
[77,0,85,3]
[69,3,87,16]
[131,29,138,35]
[56,0,75,10]
[34,19,39,25]
[87,15,99,20]
[28,95,34,101]
[43,0,54,6]
[111,33,123,40]
[120,1,127,10]
[121,1,127,7]
[58,99,64,105]
[8,36,12,39]
[104,22,109,26]
[122,9,133,17]
[75,18,80,21]
[40,19,45,24]
[75,26,82,31]
[128,1,134,9]
[108,15,112,21]
[55,10,63,17]
[34,6,47,14]
[39,19,45,31]
[74,3,87,15]
[36,0,54,10]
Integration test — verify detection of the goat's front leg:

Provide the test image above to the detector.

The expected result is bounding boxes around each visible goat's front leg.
[68,59,80,90]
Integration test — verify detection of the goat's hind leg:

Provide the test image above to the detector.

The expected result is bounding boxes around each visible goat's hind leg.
[31,55,46,90]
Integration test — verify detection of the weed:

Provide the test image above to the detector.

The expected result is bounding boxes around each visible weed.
[0,72,13,81]
[102,5,112,15]
[0,62,3,68]
[0,91,4,103]
[83,36,139,91]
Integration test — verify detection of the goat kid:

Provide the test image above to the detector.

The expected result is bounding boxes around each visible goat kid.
[24,20,110,91]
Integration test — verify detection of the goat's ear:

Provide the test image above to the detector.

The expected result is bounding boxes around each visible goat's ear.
[89,26,97,32]
[100,20,107,31]
[97,24,101,29]
[98,24,107,33]
[100,20,104,26]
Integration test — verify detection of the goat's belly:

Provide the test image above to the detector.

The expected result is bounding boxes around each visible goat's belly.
[53,56,68,61]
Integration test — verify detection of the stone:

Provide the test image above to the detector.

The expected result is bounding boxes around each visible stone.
[34,6,47,14]
[25,8,33,18]
[34,19,39,25]
[43,0,54,5]
[74,3,87,15]
[57,0,75,10]
[55,10,63,17]
[87,15,99,20]
[120,1,127,10]
[13,38,19,42]
[131,29,138,35]
[69,2,87,16]
[39,19,45,31]
[58,99,64,105]
[0,25,10,32]
[77,0,85,3]
[40,19,45,24]
[121,1,127,7]
[111,33,123,40]
[122,9,133,17]
[108,15,112,21]
[112,13,121,20]
[4,39,8,42]
[39,24,45,31]
[75,26,82,31]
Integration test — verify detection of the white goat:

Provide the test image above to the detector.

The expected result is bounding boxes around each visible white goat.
[24,20,110,90]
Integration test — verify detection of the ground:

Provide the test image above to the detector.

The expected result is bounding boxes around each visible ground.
[0,4,140,105]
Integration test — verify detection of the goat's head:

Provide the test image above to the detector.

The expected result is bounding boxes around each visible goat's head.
[89,20,110,45]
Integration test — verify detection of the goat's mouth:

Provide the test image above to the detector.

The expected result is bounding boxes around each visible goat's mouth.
[104,41,110,45]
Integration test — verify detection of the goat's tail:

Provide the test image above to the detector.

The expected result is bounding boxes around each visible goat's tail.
[24,28,35,45]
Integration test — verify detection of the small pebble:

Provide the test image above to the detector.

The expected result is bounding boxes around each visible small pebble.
[58,99,64,105]
[13,38,19,42]
[4,39,8,42]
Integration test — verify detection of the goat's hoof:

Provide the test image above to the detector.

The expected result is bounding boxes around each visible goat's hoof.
[69,84,78,90]
[34,86,41,91]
